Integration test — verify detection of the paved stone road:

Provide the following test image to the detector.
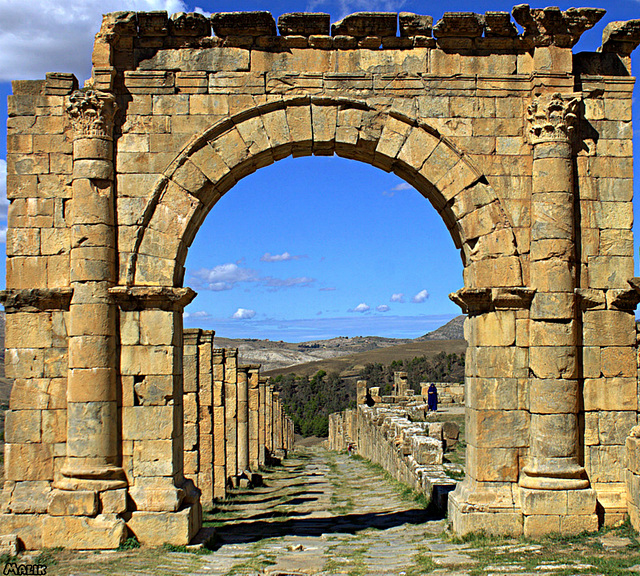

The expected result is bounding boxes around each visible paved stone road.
[39,445,640,575]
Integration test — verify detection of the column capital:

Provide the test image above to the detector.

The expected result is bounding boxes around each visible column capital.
[527,92,579,146]
[0,288,73,312]
[449,287,535,314]
[66,89,117,140]
[109,286,196,311]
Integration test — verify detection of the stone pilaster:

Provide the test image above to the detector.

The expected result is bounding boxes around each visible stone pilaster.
[212,348,227,498]
[248,367,260,470]
[224,350,238,482]
[265,384,273,455]
[61,89,124,491]
[258,378,267,466]
[236,366,250,475]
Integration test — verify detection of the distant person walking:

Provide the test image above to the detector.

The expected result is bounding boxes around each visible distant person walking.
[427,383,438,412]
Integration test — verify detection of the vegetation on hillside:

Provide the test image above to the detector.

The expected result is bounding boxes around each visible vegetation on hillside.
[359,351,465,396]
[270,351,465,437]
[269,370,356,437]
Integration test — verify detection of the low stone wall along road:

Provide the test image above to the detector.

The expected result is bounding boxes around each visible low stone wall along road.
[25,446,640,575]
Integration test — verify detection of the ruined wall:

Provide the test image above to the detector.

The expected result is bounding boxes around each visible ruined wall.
[329,402,459,513]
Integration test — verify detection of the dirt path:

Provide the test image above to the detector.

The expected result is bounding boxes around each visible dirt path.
[20,446,640,576]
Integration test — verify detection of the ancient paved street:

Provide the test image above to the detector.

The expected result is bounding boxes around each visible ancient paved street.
[35,446,640,575]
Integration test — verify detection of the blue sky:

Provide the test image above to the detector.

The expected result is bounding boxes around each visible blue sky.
[0,0,639,341]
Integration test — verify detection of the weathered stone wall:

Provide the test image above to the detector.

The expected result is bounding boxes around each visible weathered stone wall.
[2,7,640,547]
[329,401,459,513]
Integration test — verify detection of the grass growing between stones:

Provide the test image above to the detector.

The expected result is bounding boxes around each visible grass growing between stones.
[448,521,640,576]
[351,454,431,509]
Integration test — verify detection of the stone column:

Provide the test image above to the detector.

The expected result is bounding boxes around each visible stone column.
[212,348,227,498]
[521,93,588,491]
[357,380,367,405]
[183,329,201,484]
[248,367,260,470]
[62,90,125,490]
[237,366,250,475]
[224,350,238,482]
[394,372,408,397]
[273,392,282,452]
[258,378,267,466]
[197,331,214,509]
[265,384,273,456]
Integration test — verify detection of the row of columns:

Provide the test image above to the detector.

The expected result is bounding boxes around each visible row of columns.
[183,329,294,508]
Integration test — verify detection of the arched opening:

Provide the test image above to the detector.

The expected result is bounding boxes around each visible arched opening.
[119,97,529,538]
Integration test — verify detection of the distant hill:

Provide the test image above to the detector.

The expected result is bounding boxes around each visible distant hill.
[419,315,465,341]
[216,315,467,373]
[263,338,467,379]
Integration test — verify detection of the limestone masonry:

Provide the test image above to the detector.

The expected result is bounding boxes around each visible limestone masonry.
[2,6,640,547]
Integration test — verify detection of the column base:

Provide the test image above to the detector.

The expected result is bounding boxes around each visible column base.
[447,480,524,536]
[520,486,598,537]
[57,464,127,491]
[520,465,589,490]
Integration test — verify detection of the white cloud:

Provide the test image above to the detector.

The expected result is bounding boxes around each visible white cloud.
[191,263,257,291]
[390,293,405,303]
[184,310,210,319]
[232,308,256,320]
[319,287,337,291]
[193,6,212,17]
[412,289,429,303]
[376,305,390,312]
[261,252,306,262]
[352,303,370,313]
[263,276,315,288]
[0,0,188,82]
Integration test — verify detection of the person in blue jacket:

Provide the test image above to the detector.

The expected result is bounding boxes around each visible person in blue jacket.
[427,383,438,412]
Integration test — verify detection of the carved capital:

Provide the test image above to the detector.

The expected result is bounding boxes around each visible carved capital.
[66,90,117,139]
[449,287,534,314]
[527,93,579,146]
[512,5,605,48]
[109,286,196,311]
[601,19,640,56]
[0,288,73,312]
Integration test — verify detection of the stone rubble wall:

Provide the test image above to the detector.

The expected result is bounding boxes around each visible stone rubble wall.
[329,394,459,513]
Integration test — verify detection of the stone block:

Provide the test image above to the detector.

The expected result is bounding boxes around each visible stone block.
[127,504,202,546]
[48,489,98,516]
[466,409,529,448]
[520,488,567,515]
[123,406,174,440]
[411,435,442,465]
[523,514,561,537]
[100,489,128,515]
[9,481,51,514]
[5,443,53,481]
[584,378,637,411]
[5,410,41,443]
[278,13,330,36]
[466,445,519,482]
[43,514,126,549]
[0,514,43,550]
[561,514,599,534]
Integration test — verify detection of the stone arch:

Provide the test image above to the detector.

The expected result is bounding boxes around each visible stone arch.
[128,96,523,290]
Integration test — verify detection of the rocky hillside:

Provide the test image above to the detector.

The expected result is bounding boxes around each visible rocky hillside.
[419,315,465,341]
[216,315,466,373]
